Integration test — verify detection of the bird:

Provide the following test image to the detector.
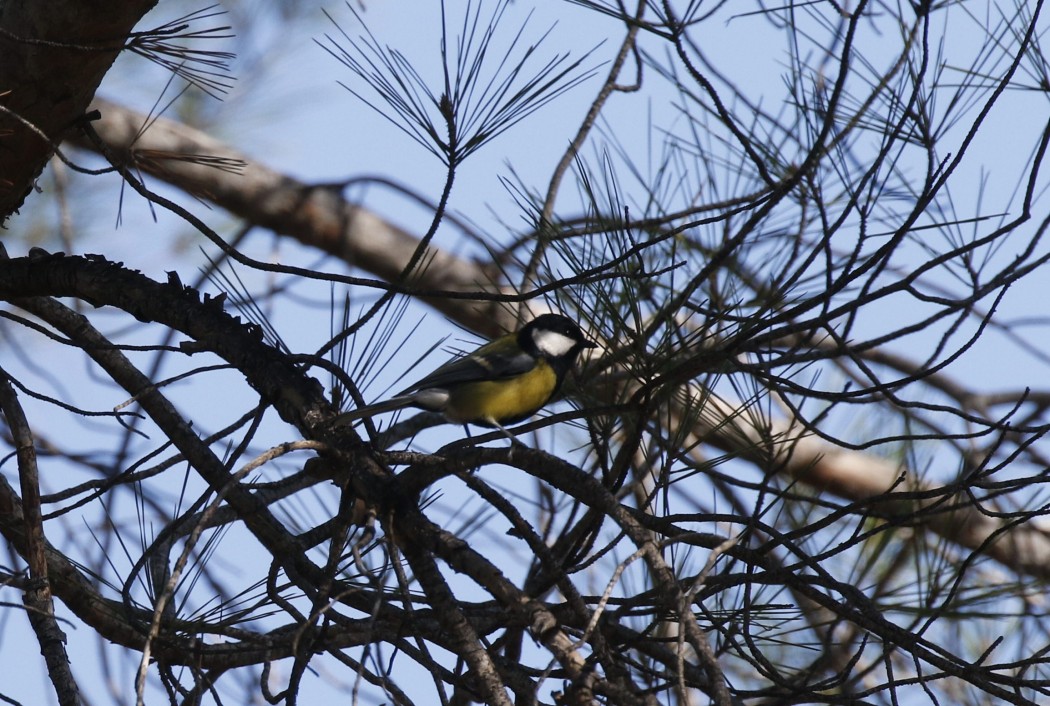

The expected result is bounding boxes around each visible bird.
[332,313,597,432]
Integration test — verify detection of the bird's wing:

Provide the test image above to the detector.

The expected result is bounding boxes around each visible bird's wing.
[400,334,535,392]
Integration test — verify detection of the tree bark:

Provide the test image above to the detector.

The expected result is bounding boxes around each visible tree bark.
[0,0,156,222]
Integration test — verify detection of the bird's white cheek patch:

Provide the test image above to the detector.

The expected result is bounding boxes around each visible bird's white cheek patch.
[532,330,577,357]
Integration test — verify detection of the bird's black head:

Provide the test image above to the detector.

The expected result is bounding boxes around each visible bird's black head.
[518,313,597,364]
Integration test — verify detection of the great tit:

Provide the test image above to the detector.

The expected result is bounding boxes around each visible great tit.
[334,313,597,430]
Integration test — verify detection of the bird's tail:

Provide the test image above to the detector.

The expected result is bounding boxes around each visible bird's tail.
[330,395,417,427]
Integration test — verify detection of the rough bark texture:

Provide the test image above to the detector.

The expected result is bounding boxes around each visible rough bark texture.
[0,0,156,223]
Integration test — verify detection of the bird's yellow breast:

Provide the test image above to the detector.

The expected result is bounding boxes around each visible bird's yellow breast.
[443,360,558,426]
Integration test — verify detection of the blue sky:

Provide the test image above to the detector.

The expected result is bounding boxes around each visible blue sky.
[5,0,1050,703]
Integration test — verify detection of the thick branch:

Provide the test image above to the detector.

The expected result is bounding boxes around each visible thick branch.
[79,98,516,336]
[0,1,156,220]
[697,394,1050,580]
